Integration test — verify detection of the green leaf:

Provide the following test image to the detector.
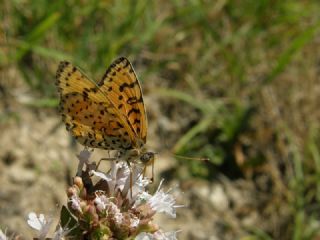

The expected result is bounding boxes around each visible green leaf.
[265,22,320,84]
[14,12,61,61]
[60,205,81,239]
[24,98,59,108]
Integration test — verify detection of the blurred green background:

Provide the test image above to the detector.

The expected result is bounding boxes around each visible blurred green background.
[1,0,320,239]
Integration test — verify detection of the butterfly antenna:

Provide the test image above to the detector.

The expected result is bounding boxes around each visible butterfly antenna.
[173,154,210,163]
[158,131,208,163]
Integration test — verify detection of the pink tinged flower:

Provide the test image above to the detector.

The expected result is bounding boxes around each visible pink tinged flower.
[94,194,108,212]
[136,230,179,240]
[130,216,140,228]
[147,180,179,218]
[108,202,123,224]
[27,212,52,239]
[70,195,82,213]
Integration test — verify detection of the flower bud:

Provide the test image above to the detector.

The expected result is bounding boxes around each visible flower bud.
[87,204,96,216]
[80,187,87,199]
[67,186,77,197]
[74,176,84,189]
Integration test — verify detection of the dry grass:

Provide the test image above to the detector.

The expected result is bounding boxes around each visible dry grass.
[1,0,320,239]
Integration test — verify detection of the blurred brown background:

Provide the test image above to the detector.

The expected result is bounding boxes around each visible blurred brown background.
[1,0,320,239]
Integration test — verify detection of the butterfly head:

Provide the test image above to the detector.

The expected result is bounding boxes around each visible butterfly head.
[123,147,155,166]
[140,151,155,166]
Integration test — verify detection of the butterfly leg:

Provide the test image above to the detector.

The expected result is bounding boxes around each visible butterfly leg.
[126,160,133,199]
[95,150,119,170]
[151,158,154,183]
[96,157,117,170]
[142,158,154,183]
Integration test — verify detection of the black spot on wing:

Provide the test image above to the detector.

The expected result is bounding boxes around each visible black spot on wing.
[128,108,140,117]
[119,81,138,92]
[133,119,141,124]
[98,57,130,86]
[127,96,143,105]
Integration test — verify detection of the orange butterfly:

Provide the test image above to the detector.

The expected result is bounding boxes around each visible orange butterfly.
[55,57,154,167]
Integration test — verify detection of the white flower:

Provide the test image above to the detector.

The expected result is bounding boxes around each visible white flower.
[90,161,128,195]
[134,191,152,207]
[27,212,46,231]
[113,162,132,190]
[136,230,179,240]
[136,232,153,240]
[147,180,180,218]
[121,164,149,200]
[108,202,123,224]
[0,229,7,240]
[70,195,82,213]
[90,170,112,182]
[128,174,151,201]
[53,224,74,240]
[91,161,150,202]
[130,216,140,228]
[94,194,108,212]
[84,157,181,237]
[53,226,64,240]
[27,212,52,239]
[154,230,179,240]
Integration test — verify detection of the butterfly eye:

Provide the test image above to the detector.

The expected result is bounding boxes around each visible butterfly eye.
[140,152,155,165]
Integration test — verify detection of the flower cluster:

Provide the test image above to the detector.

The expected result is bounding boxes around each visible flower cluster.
[27,150,179,240]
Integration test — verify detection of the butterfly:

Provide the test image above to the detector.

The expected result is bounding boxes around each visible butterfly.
[55,57,155,167]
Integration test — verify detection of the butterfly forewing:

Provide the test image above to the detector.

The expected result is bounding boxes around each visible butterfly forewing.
[56,60,139,150]
[98,57,147,144]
